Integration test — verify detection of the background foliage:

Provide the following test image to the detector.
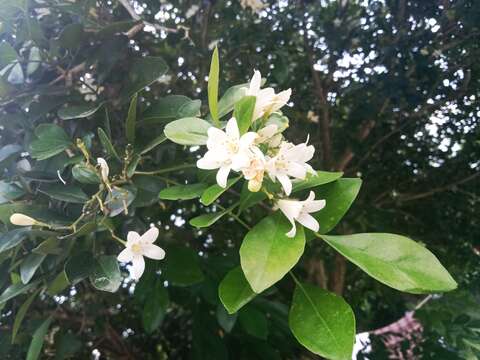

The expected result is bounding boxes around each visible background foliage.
[0,0,478,359]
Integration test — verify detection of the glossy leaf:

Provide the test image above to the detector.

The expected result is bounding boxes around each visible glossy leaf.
[26,317,52,360]
[320,233,458,293]
[201,176,241,205]
[159,183,207,200]
[0,282,38,305]
[12,288,41,343]
[240,213,305,293]
[20,253,46,284]
[142,95,194,122]
[72,163,100,184]
[234,96,256,134]
[126,56,168,96]
[140,134,167,154]
[292,171,343,193]
[64,251,96,284]
[217,84,248,119]
[189,207,233,228]
[30,124,71,160]
[89,255,122,293]
[219,266,256,314]
[239,306,268,339]
[289,282,355,360]
[58,102,102,120]
[126,93,137,144]
[208,46,220,124]
[39,184,89,203]
[0,181,25,203]
[164,117,211,145]
[105,185,136,217]
[142,282,169,334]
[97,127,121,161]
[312,178,362,236]
[0,228,30,253]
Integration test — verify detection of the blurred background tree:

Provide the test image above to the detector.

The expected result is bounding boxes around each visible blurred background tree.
[0,0,478,358]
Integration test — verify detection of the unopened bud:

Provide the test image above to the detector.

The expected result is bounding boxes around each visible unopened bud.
[10,213,38,226]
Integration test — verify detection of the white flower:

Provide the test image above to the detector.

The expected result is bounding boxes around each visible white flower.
[196,118,257,188]
[277,191,326,238]
[246,70,291,121]
[10,213,38,226]
[255,124,282,148]
[241,146,266,192]
[240,0,266,12]
[97,158,109,184]
[266,141,316,195]
[117,227,165,280]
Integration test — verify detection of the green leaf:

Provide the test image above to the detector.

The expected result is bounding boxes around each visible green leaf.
[26,316,52,360]
[239,306,268,339]
[240,213,305,293]
[140,134,167,154]
[159,183,207,200]
[320,233,458,293]
[20,253,46,284]
[26,46,41,76]
[47,272,69,296]
[0,144,22,162]
[30,124,71,160]
[97,127,121,161]
[234,96,256,134]
[219,266,256,314]
[0,181,25,203]
[164,117,212,145]
[57,102,102,120]
[142,282,169,334]
[201,176,241,205]
[0,228,30,253]
[105,185,137,217]
[142,95,195,122]
[217,84,248,119]
[189,206,233,228]
[0,42,17,68]
[178,99,202,118]
[208,46,220,125]
[12,288,41,343]
[126,56,168,96]
[312,178,362,236]
[292,171,344,193]
[162,246,204,286]
[289,282,355,360]
[33,237,62,255]
[89,255,122,293]
[216,305,237,333]
[58,23,84,50]
[0,281,38,305]
[72,163,100,184]
[64,251,96,283]
[126,93,137,144]
[126,153,141,178]
[39,184,89,203]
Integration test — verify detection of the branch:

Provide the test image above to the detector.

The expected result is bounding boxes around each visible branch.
[378,172,480,206]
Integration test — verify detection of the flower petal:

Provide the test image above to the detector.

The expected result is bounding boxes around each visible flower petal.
[141,226,159,243]
[226,118,240,140]
[277,173,292,196]
[127,231,141,246]
[296,213,319,233]
[197,153,221,170]
[117,248,134,262]
[248,70,262,95]
[239,132,258,148]
[143,244,166,260]
[216,165,231,188]
[287,162,307,180]
[207,127,227,149]
[277,198,303,222]
[130,255,145,280]
[286,221,297,238]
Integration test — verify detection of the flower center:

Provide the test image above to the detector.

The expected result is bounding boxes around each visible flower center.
[131,243,143,254]
[226,140,239,154]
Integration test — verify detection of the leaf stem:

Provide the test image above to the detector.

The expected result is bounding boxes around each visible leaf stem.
[134,163,195,175]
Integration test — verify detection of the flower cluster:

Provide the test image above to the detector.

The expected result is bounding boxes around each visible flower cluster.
[197,71,326,237]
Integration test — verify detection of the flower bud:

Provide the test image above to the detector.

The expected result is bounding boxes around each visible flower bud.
[10,213,38,226]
